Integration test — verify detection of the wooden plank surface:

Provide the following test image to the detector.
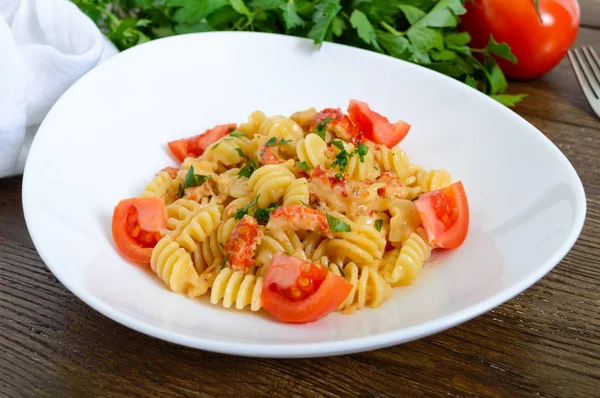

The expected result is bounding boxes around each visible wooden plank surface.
[1,6,600,397]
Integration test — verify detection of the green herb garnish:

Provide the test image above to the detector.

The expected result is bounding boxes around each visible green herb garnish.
[238,159,257,179]
[334,173,343,179]
[331,139,345,150]
[229,131,246,137]
[375,219,383,232]
[298,161,310,172]
[221,253,229,269]
[332,149,350,173]
[75,0,524,106]
[354,141,368,162]
[411,195,420,202]
[183,166,212,188]
[315,117,333,141]
[326,214,351,233]
[235,148,246,158]
[337,263,345,277]
[176,183,184,198]
[235,195,260,220]
[265,137,292,147]
[254,202,280,224]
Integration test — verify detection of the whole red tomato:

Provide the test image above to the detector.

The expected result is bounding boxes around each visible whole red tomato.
[460,0,580,79]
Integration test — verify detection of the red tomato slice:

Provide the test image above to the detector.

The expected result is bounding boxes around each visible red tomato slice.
[261,252,353,323]
[347,100,410,148]
[414,182,470,249]
[112,197,167,264]
[167,123,237,162]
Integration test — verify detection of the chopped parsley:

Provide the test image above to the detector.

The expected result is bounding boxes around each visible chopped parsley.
[326,214,351,233]
[211,143,219,151]
[298,161,310,172]
[221,253,229,269]
[337,263,345,277]
[229,131,246,137]
[354,141,368,162]
[375,219,383,232]
[332,149,351,173]
[235,195,260,220]
[183,166,212,188]
[265,137,292,147]
[235,148,246,158]
[238,159,257,179]
[254,202,280,224]
[315,117,333,141]
[176,183,184,198]
[334,173,343,179]
[331,139,345,150]
[411,195,420,202]
[228,127,235,133]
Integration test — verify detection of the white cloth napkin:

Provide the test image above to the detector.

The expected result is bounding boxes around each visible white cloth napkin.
[0,0,118,178]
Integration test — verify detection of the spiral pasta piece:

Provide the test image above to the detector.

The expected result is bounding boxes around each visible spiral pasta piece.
[413,169,453,193]
[296,133,327,169]
[176,204,221,254]
[259,115,304,156]
[388,199,421,246]
[329,263,392,311]
[382,231,432,286]
[237,110,266,138]
[347,149,380,181]
[200,136,250,167]
[210,268,263,311]
[326,212,386,266]
[151,236,217,297]
[283,177,309,206]
[141,169,178,200]
[163,199,210,239]
[247,164,296,208]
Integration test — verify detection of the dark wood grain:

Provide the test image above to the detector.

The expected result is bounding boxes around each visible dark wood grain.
[1,5,600,397]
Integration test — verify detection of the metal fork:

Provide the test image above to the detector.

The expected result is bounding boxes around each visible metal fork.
[568,46,600,118]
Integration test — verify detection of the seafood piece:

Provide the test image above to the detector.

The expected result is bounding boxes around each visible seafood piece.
[266,205,333,238]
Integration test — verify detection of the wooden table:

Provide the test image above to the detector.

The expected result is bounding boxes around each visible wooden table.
[2,5,599,397]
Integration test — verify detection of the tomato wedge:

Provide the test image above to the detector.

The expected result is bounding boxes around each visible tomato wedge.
[112,197,167,264]
[168,123,237,162]
[414,181,470,249]
[347,99,410,148]
[261,252,353,324]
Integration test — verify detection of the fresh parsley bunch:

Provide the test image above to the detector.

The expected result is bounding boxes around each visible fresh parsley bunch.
[73,0,524,105]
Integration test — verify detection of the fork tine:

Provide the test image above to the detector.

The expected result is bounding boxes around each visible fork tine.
[582,46,600,92]
[584,46,600,84]
[575,47,600,98]
[568,48,599,101]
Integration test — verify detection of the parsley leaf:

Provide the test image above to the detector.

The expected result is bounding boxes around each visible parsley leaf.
[349,9,379,50]
[183,166,212,188]
[307,0,342,45]
[229,131,246,137]
[326,214,351,233]
[236,148,246,158]
[315,117,333,141]
[298,161,310,172]
[337,263,345,277]
[176,183,184,198]
[331,139,345,150]
[265,137,292,147]
[332,149,350,173]
[375,219,383,232]
[354,141,368,162]
[221,253,229,269]
[254,202,280,224]
[334,173,343,179]
[484,35,517,64]
[490,94,527,107]
[239,159,257,179]
[235,195,260,220]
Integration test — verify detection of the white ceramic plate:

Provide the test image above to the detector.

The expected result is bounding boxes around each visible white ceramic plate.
[23,32,586,358]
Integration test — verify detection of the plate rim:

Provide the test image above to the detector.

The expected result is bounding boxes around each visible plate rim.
[22,31,587,358]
